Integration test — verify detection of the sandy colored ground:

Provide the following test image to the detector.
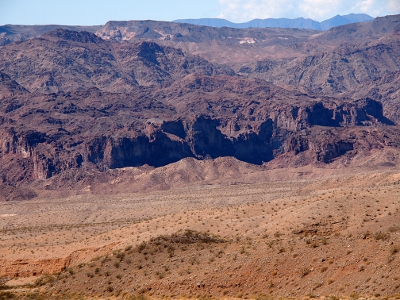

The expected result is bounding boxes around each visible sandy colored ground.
[0,158,399,299]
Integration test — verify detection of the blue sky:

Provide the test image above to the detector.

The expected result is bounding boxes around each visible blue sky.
[0,0,220,25]
[1,0,399,25]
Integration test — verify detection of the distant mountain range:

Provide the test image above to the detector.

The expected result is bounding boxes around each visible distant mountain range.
[175,13,373,31]
[0,13,374,47]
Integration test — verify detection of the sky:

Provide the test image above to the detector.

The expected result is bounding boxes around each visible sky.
[1,0,399,26]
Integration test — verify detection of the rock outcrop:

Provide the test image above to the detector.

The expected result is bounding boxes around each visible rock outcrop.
[0,97,396,188]
[0,243,117,277]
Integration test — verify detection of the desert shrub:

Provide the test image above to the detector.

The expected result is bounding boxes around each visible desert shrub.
[388,225,400,233]
[0,292,46,300]
[390,244,400,255]
[101,256,111,264]
[350,291,360,299]
[374,231,390,240]
[197,295,212,300]
[137,242,147,253]
[0,291,16,300]
[34,275,56,287]
[151,229,225,245]
[300,267,311,277]
[255,294,272,300]
[125,294,147,300]
[115,252,125,261]
[134,230,224,256]
[189,256,199,265]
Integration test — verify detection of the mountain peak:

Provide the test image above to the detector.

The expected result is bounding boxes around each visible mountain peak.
[42,28,105,44]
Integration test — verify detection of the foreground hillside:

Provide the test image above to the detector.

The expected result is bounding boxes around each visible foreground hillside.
[0,163,399,299]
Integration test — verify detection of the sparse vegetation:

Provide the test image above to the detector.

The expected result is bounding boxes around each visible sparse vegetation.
[300,267,311,277]
[1,173,400,299]
[374,231,390,241]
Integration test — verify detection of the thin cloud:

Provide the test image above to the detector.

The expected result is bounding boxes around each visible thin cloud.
[218,0,400,22]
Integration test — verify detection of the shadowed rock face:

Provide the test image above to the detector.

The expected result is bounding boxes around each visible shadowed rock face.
[43,28,106,44]
[0,94,395,184]
[0,23,399,190]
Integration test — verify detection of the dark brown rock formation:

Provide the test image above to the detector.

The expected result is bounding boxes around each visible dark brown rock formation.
[0,19,399,196]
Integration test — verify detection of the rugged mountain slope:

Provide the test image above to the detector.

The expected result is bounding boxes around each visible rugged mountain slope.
[236,16,400,121]
[92,15,400,66]
[0,72,28,100]
[1,15,398,66]
[95,20,319,64]
[0,15,399,195]
[315,14,400,43]
[243,30,400,93]
[0,13,374,49]
[0,29,233,93]
[0,79,397,191]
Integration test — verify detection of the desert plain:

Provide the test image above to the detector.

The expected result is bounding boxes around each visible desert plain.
[0,157,399,299]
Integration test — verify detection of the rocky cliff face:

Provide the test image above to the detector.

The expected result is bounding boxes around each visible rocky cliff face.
[0,26,399,193]
[0,96,395,186]
[0,243,116,277]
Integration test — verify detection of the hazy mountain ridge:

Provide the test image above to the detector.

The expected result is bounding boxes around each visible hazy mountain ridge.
[175,13,373,30]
